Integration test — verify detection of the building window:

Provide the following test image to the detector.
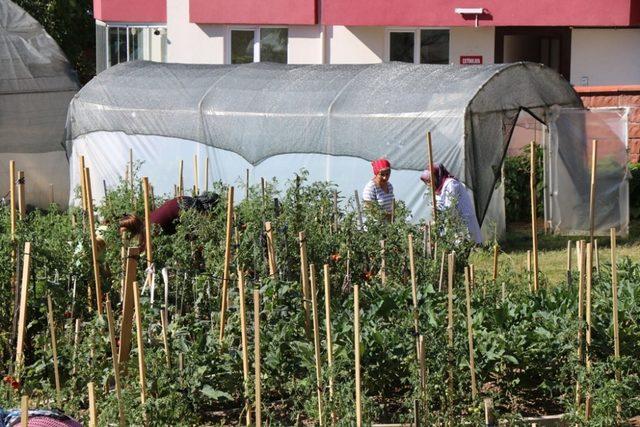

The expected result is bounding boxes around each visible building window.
[97,24,167,73]
[386,29,450,64]
[229,27,288,64]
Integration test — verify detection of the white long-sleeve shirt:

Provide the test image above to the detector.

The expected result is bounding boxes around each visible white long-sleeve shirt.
[436,178,483,244]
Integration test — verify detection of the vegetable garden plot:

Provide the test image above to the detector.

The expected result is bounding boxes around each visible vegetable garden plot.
[0,168,639,426]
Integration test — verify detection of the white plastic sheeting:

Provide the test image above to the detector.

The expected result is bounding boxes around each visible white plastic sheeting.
[547,108,629,236]
[0,0,79,207]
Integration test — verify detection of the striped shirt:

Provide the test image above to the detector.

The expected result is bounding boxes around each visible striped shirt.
[362,180,394,213]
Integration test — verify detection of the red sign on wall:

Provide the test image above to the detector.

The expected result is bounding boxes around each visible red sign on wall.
[460,55,483,65]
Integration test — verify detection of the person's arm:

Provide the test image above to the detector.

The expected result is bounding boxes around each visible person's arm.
[362,182,376,209]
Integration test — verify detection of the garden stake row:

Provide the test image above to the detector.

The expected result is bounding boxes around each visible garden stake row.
[529,142,539,292]
[299,231,312,337]
[219,186,235,342]
[237,269,252,426]
[309,264,324,425]
[323,263,336,425]
[105,297,126,426]
[254,288,262,427]
[464,266,478,400]
[83,166,104,314]
[15,241,32,376]
[46,294,62,408]
[426,131,437,223]
[610,228,621,417]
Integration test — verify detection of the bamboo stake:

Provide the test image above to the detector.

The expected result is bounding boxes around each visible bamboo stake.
[575,240,585,407]
[84,167,103,315]
[594,238,600,273]
[426,131,437,222]
[245,168,250,200]
[530,142,539,292]
[254,289,262,427]
[585,242,593,419]
[88,382,97,427]
[354,190,363,229]
[46,295,62,407]
[133,281,147,408]
[193,154,199,195]
[142,177,153,290]
[438,251,446,292]
[15,242,32,372]
[260,177,266,208]
[566,240,572,286]
[118,247,140,364]
[470,264,475,292]
[21,395,28,427]
[105,298,125,426]
[354,283,362,427]
[299,232,312,337]
[79,156,87,211]
[492,244,499,282]
[264,221,277,277]
[418,335,427,408]
[484,398,496,427]
[237,269,251,426]
[447,252,455,410]
[17,171,25,219]
[588,140,598,246]
[464,267,478,400]
[610,228,621,417]
[323,264,336,425]
[160,309,171,369]
[309,264,324,425]
[219,186,235,341]
[72,318,80,375]
[178,160,184,197]
[380,240,386,285]
[408,234,419,352]
[332,191,339,232]
[9,161,16,238]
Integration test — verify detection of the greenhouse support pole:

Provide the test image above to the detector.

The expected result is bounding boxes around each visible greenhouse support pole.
[354,283,362,427]
[15,242,32,374]
[530,142,539,292]
[464,266,478,400]
[323,264,336,425]
[88,382,97,427]
[309,264,324,425]
[46,295,62,408]
[219,186,234,342]
[299,232,312,337]
[588,140,598,246]
[426,131,437,223]
[237,269,252,426]
[254,289,262,427]
[84,168,103,315]
[610,228,621,417]
[105,298,126,427]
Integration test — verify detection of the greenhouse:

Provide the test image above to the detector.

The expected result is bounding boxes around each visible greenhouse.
[65,60,587,235]
[0,0,79,207]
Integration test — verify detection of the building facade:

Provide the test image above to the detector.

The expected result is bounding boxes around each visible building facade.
[93,0,640,161]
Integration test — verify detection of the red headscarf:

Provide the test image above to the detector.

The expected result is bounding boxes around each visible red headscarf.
[371,158,391,176]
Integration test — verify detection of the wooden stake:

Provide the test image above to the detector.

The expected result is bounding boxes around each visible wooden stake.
[178,160,184,197]
[254,289,262,427]
[447,253,455,410]
[142,177,153,268]
[610,228,621,417]
[588,140,598,246]
[418,335,427,407]
[193,154,199,195]
[129,148,134,193]
[47,295,62,407]
[15,242,32,371]
[323,264,336,425]
[566,240,572,286]
[484,398,496,427]
[72,318,81,375]
[309,264,324,425]
[264,221,277,277]
[575,240,585,407]
[79,156,87,211]
[492,244,499,282]
[9,160,16,239]
[464,267,478,400]
[594,238,600,273]
[160,309,171,369]
[49,183,55,205]
[530,142,539,292]
[245,168,250,200]
[380,240,386,285]
[21,395,28,427]
[585,242,594,418]
[354,190,363,229]
[408,234,419,352]
[88,382,98,427]
[237,269,252,426]
[133,281,147,407]
[426,131,437,223]
[438,251,446,292]
[105,298,126,426]
[17,171,25,219]
[354,283,362,427]
[118,247,140,365]
[219,186,235,341]
[84,168,104,315]
[299,232,312,337]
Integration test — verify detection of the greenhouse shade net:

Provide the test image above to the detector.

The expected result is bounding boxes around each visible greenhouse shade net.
[65,61,581,229]
[0,0,79,207]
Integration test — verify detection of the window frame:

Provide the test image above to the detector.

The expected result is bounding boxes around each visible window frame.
[226,26,289,64]
[384,27,451,65]
[104,23,167,69]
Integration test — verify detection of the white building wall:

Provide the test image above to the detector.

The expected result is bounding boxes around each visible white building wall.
[166,0,224,64]
[449,27,495,65]
[571,28,640,86]
[329,26,384,63]
[288,26,323,64]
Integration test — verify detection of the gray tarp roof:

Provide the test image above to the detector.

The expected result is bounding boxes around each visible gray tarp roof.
[0,0,79,153]
[66,61,582,221]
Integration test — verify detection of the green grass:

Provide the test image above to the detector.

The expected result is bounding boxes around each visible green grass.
[469,220,640,284]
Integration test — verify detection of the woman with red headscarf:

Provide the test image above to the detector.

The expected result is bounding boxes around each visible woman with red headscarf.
[421,163,483,244]
[363,158,394,220]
